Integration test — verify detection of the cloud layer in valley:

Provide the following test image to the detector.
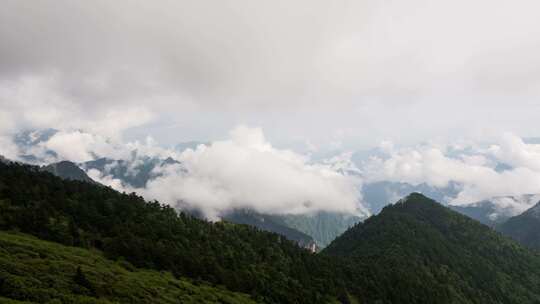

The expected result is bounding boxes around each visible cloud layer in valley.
[358,134,540,214]
[88,126,366,219]
[5,123,540,218]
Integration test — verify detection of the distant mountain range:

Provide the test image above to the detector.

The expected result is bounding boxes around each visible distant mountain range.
[13,128,59,163]
[9,129,540,252]
[221,209,318,251]
[277,212,362,248]
[82,156,181,188]
[23,155,540,251]
[450,194,540,226]
[361,179,540,231]
[42,159,345,250]
[361,180,462,213]
[498,200,540,250]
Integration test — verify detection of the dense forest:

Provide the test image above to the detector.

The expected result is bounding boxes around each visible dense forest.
[2,162,540,303]
[324,193,540,303]
[0,162,343,304]
[498,201,540,250]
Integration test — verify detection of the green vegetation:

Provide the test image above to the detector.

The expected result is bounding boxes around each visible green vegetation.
[0,163,341,303]
[0,230,257,303]
[324,193,540,303]
[2,162,540,303]
[497,202,540,249]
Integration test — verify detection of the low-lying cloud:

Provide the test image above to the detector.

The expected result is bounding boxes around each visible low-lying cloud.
[5,123,540,218]
[359,134,540,213]
[75,126,366,220]
[141,126,365,219]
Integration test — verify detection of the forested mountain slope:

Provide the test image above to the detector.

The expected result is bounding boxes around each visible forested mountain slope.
[498,201,540,250]
[2,163,540,304]
[324,193,540,304]
[0,162,341,304]
[39,160,321,250]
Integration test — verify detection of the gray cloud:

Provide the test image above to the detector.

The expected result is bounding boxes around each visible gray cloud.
[2,1,540,146]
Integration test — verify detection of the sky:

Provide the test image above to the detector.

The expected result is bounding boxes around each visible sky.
[2,0,540,146]
[2,1,540,217]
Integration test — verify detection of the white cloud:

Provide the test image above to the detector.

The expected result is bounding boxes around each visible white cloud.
[0,75,156,140]
[41,131,108,163]
[360,134,540,212]
[139,126,366,220]
[87,168,128,192]
[11,124,365,219]
[12,128,180,165]
[490,133,540,171]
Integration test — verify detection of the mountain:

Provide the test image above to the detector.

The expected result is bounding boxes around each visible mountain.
[224,210,364,249]
[221,209,317,251]
[323,193,540,303]
[82,156,359,248]
[361,179,537,228]
[450,200,512,226]
[0,162,343,303]
[498,200,540,249]
[0,231,256,304]
[4,163,540,303]
[13,128,59,163]
[82,156,181,188]
[278,212,363,248]
[0,155,9,164]
[13,128,58,148]
[451,194,540,226]
[42,160,96,183]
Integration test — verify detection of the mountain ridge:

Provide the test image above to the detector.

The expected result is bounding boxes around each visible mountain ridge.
[323,193,540,303]
[497,200,540,249]
[41,160,96,184]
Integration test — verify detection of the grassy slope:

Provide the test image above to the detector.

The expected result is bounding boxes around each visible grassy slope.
[0,231,257,304]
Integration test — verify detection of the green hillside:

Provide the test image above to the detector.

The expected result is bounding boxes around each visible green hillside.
[324,193,540,303]
[497,201,540,249]
[0,163,341,303]
[0,231,257,304]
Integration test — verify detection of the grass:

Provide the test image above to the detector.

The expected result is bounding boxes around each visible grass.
[0,231,258,304]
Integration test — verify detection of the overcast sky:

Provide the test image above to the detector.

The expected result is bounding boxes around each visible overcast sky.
[3,1,540,216]
[2,0,540,149]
